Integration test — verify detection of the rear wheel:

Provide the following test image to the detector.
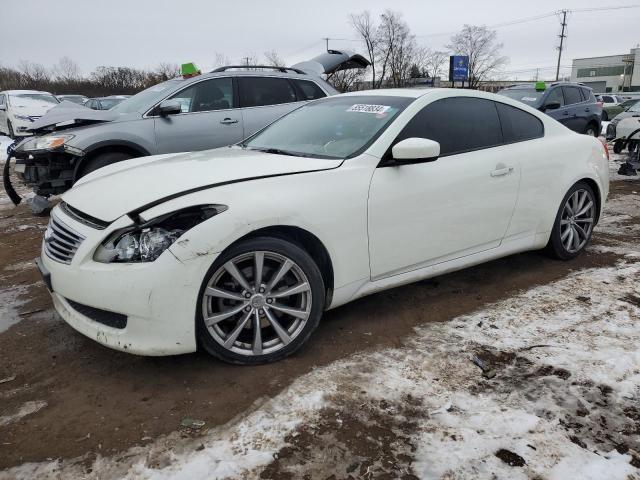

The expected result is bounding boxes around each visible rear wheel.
[75,151,133,182]
[197,237,325,364]
[584,123,598,137]
[545,182,596,260]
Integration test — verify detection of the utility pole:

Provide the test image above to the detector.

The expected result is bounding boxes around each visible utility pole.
[322,37,330,52]
[555,10,568,81]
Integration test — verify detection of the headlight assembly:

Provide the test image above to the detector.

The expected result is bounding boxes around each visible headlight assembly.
[17,134,75,152]
[94,204,227,263]
[13,114,33,122]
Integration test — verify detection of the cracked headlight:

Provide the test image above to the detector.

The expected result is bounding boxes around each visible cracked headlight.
[94,204,227,263]
[17,134,75,152]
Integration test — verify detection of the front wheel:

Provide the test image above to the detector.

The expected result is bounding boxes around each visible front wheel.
[197,237,325,364]
[545,182,596,260]
[613,140,624,154]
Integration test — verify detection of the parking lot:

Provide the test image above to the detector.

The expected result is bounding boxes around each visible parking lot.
[0,134,638,478]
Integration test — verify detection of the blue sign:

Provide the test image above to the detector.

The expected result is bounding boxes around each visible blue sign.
[450,55,469,82]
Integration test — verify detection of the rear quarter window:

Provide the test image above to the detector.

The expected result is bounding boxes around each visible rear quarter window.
[292,79,327,101]
[238,77,297,108]
[496,103,544,143]
[563,86,583,105]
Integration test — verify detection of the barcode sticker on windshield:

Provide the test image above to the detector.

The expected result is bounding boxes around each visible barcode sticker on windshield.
[521,97,537,102]
[347,104,391,114]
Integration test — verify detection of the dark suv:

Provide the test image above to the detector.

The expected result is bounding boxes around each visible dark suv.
[498,82,601,136]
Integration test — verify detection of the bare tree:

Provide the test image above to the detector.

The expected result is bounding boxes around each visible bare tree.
[154,62,180,80]
[17,60,51,89]
[446,25,508,88]
[212,52,232,68]
[350,11,378,88]
[264,50,285,67]
[377,10,416,88]
[53,56,81,83]
[423,48,448,79]
[326,68,365,92]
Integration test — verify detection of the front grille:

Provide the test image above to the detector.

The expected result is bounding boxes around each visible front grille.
[44,213,85,264]
[66,299,127,329]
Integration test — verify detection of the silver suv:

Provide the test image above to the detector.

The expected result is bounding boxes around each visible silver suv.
[7,51,368,201]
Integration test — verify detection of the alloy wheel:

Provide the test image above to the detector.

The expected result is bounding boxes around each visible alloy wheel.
[201,251,312,356]
[560,189,595,253]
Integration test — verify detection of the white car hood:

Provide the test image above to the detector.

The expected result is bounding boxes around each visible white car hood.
[63,147,343,222]
[10,102,56,118]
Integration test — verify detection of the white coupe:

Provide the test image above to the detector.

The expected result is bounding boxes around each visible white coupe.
[37,88,610,364]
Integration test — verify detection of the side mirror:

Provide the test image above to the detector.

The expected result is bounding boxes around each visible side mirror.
[391,138,440,164]
[158,100,182,116]
[542,101,561,111]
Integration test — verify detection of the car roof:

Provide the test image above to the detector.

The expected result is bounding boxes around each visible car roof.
[1,89,55,95]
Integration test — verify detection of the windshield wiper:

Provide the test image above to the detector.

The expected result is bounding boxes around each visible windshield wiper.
[248,147,301,157]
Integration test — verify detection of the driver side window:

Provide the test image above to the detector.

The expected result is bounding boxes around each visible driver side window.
[169,78,234,113]
[545,88,564,107]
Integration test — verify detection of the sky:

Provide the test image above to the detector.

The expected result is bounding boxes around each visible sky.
[2,0,639,81]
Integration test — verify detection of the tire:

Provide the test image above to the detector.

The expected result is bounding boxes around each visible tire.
[583,123,598,137]
[601,111,608,121]
[613,140,624,154]
[196,237,325,365]
[75,151,133,182]
[545,182,597,260]
[7,120,15,140]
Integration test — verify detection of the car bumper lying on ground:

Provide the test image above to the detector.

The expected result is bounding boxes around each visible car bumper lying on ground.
[37,205,211,355]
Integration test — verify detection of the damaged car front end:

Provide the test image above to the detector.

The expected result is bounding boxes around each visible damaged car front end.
[11,133,85,197]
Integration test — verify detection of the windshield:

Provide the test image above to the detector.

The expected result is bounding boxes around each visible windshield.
[497,88,544,106]
[243,95,413,159]
[9,93,59,106]
[100,98,125,110]
[110,79,182,114]
[59,95,86,104]
[627,101,640,113]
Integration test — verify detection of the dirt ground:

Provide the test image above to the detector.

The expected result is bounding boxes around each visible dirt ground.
[0,153,639,477]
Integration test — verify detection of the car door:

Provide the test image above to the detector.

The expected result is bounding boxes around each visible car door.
[154,77,243,153]
[237,76,303,138]
[367,97,520,279]
[562,86,587,132]
[542,87,570,127]
[0,94,7,131]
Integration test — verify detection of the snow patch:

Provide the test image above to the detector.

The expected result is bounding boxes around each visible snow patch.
[0,400,48,427]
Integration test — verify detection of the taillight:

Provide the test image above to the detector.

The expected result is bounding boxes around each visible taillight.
[599,138,610,160]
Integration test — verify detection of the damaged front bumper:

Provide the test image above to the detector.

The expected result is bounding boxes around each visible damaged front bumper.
[6,143,84,201]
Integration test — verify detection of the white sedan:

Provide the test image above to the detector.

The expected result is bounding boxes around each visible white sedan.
[37,89,609,364]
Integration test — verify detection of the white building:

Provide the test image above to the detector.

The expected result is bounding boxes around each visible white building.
[571,47,639,93]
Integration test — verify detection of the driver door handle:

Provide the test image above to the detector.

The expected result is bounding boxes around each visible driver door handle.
[220,118,238,125]
[490,166,514,177]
